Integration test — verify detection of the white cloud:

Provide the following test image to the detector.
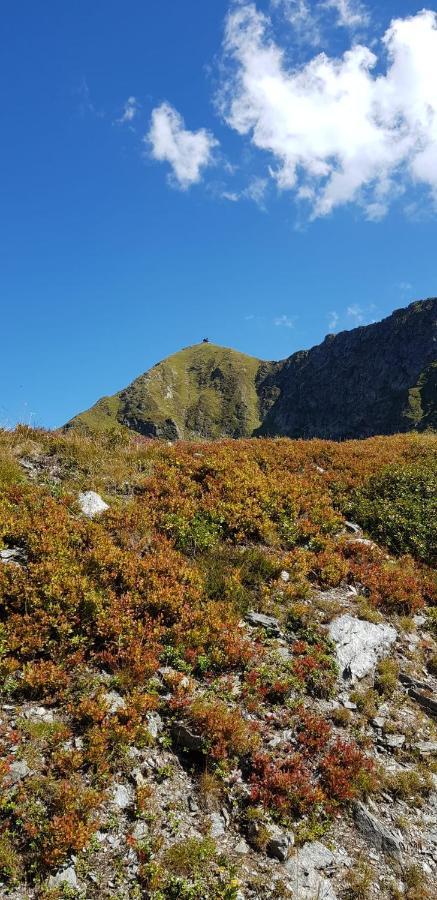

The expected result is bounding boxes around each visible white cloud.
[117,96,139,124]
[220,4,437,218]
[147,102,218,189]
[347,304,364,324]
[272,0,369,43]
[222,190,240,202]
[323,0,369,30]
[244,176,269,206]
[274,314,296,327]
[328,310,339,331]
[271,1,321,45]
[221,175,268,207]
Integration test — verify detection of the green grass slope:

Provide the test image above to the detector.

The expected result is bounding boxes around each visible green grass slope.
[403,360,437,431]
[66,343,270,441]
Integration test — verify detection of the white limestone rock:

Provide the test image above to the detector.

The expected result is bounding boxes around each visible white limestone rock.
[103,690,126,714]
[209,812,226,838]
[0,547,27,565]
[329,614,397,682]
[112,783,134,811]
[78,491,109,518]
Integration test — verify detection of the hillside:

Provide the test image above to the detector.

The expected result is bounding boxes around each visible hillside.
[66,298,437,441]
[67,344,269,441]
[0,426,436,899]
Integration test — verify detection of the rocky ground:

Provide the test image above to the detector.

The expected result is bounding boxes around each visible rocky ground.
[2,560,436,898]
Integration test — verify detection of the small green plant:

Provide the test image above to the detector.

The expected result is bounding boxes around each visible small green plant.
[349,688,378,720]
[144,837,240,899]
[375,658,399,697]
[343,860,374,899]
[403,863,434,900]
[426,607,437,636]
[346,460,437,564]
[0,831,23,883]
[330,706,352,727]
[357,598,383,624]
[385,767,433,803]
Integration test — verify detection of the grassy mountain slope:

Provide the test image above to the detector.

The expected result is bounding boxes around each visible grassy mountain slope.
[404,360,437,431]
[68,343,269,440]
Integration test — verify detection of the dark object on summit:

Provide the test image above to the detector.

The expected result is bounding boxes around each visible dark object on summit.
[202,338,210,343]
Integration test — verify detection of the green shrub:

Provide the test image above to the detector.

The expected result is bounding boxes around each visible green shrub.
[163,512,222,554]
[375,658,399,697]
[345,460,437,564]
[144,837,239,899]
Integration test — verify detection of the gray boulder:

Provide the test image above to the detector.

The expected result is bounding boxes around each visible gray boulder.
[131,821,149,842]
[0,547,27,565]
[103,690,126,714]
[285,842,337,899]
[296,841,335,872]
[23,706,54,723]
[382,734,405,749]
[6,760,31,786]
[414,740,437,755]
[329,614,397,681]
[209,812,227,838]
[245,611,282,637]
[266,825,294,862]
[354,802,403,855]
[47,866,80,892]
[147,711,163,739]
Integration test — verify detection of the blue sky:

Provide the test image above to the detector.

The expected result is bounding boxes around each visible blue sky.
[1,0,436,428]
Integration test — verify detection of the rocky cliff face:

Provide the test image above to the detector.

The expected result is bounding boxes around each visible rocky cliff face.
[66,298,437,439]
[258,298,437,439]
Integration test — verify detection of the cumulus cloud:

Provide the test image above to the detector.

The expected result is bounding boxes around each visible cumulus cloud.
[117,96,139,124]
[220,4,437,218]
[147,102,218,189]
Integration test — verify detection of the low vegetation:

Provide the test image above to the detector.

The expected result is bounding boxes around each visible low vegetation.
[0,427,435,895]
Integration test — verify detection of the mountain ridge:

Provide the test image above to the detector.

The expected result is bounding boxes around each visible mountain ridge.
[66,298,437,440]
